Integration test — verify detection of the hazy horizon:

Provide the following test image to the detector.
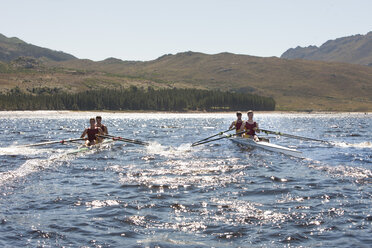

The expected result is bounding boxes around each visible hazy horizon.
[2,0,371,61]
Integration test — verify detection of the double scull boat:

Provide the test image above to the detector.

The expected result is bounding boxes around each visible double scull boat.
[67,139,115,155]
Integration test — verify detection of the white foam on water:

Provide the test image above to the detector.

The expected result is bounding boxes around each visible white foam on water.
[146,141,193,157]
[84,199,120,210]
[0,153,68,186]
[0,145,47,156]
[175,143,193,153]
[0,145,96,186]
[146,141,169,156]
[210,198,289,225]
[332,141,372,149]
[307,158,372,181]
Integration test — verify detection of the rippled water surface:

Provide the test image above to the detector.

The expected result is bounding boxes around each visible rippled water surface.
[0,111,371,247]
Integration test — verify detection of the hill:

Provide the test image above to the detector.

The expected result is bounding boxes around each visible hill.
[281,32,372,66]
[52,51,372,111]
[0,33,371,112]
[0,33,76,62]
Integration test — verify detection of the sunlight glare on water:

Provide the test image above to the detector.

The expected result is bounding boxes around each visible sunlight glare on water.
[0,111,371,247]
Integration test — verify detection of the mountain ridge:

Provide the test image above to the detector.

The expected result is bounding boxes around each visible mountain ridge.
[281,32,372,66]
[0,34,371,111]
[0,33,76,62]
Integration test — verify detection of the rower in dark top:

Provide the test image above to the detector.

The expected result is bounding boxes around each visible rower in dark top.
[81,118,103,146]
[243,110,259,141]
[229,112,244,133]
[95,116,108,135]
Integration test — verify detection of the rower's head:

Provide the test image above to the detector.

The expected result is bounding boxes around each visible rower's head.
[89,118,96,126]
[236,112,242,120]
[96,116,102,124]
[247,110,254,119]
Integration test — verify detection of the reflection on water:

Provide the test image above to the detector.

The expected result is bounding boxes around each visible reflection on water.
[0,111,371,247]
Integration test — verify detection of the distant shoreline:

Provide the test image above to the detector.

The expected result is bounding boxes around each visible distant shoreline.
[0,110,370,115]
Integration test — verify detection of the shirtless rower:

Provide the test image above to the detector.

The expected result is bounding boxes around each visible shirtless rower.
[243,110,259,141]
[80,118,103,146]
[229,112,244,133]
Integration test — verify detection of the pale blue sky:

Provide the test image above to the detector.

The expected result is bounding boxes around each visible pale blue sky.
[1,0,371,61]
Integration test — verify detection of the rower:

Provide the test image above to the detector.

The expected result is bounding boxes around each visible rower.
[95,116,108,143]
[243,110,259,141]
[80,118,103,146]
[95,116,108,135]
[229,112,244,133]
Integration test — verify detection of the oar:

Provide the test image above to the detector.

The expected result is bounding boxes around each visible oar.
[191,130,246,147]
[21,138,86,147]
[259,129,331,144]
[99,135,149,146]
[191,128,234,146]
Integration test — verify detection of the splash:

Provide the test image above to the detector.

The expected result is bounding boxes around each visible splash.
[84,200,120,210]
[146,141,192,157]
[332,141,372,149]
[175,143,193,153]
[0,145,47,156]
[0,144,110,186]
[146,141,169,156]
[0,152,69,186]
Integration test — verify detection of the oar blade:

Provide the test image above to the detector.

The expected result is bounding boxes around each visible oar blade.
[259,129,331,144]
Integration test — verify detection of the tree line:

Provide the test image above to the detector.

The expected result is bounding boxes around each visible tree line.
[0,86,275,111]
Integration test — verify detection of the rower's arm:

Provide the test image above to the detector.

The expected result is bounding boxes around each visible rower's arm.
[104,126,108,134]
[241,121,247,131]
[255,123,260,132]
[229,121,235,129]
[80,129,87,138]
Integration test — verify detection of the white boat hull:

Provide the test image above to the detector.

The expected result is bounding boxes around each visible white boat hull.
[230,137,303,157]
[67,139,115,155]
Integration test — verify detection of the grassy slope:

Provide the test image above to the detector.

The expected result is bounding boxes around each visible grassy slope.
[0,61,180,94]
[1,52,371,111]
[53,52,372,111]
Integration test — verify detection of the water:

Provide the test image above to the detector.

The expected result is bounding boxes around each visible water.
[0,111,371,247]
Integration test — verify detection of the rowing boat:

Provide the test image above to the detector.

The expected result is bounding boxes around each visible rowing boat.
[67,139,115,155]
[229,136,303,157]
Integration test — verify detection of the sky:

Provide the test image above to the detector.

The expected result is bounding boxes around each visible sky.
[1,0,371,61]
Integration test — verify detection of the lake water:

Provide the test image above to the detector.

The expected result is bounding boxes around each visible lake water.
[0,111,371,247]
